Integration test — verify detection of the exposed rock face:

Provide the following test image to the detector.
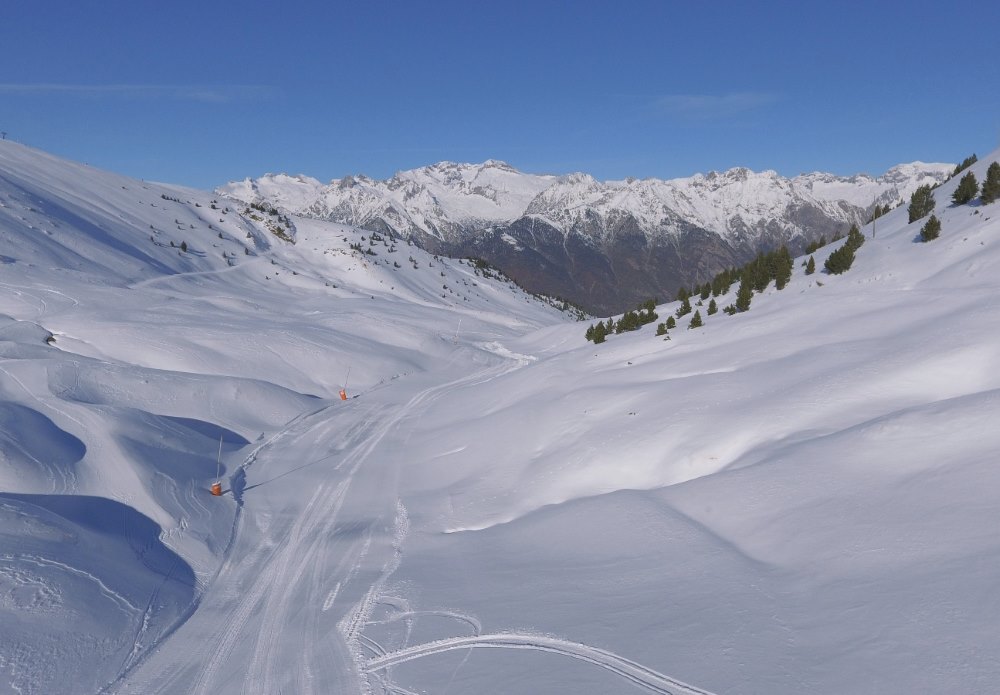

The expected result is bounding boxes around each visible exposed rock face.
[219,160,953,314]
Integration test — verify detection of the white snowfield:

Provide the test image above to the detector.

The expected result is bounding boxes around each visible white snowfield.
[1,140,999,694]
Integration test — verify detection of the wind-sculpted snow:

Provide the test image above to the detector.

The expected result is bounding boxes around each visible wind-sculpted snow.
[0,403,85,491]
[0,494,196,695]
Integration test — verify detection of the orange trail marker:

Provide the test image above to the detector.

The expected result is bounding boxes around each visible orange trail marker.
[210,435,223,496]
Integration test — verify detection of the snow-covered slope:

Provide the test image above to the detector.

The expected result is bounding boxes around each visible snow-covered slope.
[3,140,1000,695]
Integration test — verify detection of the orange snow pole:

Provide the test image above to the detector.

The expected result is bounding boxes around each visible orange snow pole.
[340,366,351,400]
[210,435,223,496]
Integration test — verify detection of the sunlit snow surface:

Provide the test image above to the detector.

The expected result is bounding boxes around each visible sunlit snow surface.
[2,140,1000,694]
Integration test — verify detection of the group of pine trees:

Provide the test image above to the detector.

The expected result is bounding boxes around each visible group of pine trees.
[823,224,865,274]
[586,244,800,342]
[952,161,1000,206]
[585,299,658,343]
[916,157,1000,243]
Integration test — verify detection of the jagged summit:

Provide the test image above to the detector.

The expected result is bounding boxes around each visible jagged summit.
[219,157,952,313]
[221,159,952,242]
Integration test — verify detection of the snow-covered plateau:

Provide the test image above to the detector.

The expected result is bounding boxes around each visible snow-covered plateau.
[2,140,1000,694]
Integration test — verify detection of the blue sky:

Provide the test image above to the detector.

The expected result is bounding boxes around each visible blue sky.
[3,0,998,189]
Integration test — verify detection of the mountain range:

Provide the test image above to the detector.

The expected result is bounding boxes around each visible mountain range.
[220,159,953,314]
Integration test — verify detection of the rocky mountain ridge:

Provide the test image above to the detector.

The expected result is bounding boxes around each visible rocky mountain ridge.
[219,160,953,314]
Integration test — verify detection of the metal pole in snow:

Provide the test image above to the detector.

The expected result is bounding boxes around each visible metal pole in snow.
[872,194,876,239]
[216,435,223,482]
[343,366,351,390]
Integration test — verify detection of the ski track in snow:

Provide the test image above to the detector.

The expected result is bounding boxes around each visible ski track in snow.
[364,633,717,695]
[86,333,715,695]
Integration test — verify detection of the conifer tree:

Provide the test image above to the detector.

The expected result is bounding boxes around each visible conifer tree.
[675,297,692,318]
[952,171,979,205]
[952,154,977,177]
[920,214,941,242]
[707,298,718,315]
[735,278,752,312]
[688,310,703,329]
[846,223,865,251]
[655,322,668,336]
[805,255,816,275]
[665,316,676,329]
[981,162,1000,204]
[824,242,855,274]
[774,246,793,290]
[908,185,935,223]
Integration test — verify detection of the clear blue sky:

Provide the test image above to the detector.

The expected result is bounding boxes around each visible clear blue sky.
[3,0,998,189]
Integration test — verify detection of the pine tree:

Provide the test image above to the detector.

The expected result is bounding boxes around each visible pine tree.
[707,298,718,315]
[688,310,703,329]
[655,322,668,336]
[805,236,828,254]
[585,324,595,342]
[920,214,941,242]
[699,283,711,300]
[675,297,692,318]
[665,316,676,329]
[805,255,816,275]
[908,185,935,223]
[952,171,979,205]
[845,223,865,251]
[952,154,977,177]
[180,241,188,252]
[735,278,752,312]
[981,162,1000,204]
[593,322,607,344]
[773,246,793,290]
[824,242,855,274]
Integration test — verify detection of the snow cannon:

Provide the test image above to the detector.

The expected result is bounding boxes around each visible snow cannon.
[210,482,223,496]
[339,389,348,401]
